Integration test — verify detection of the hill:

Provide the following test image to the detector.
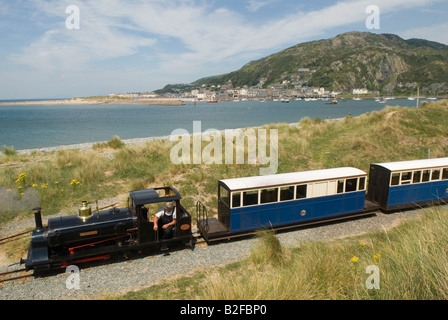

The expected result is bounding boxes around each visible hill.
[161,32,448,95]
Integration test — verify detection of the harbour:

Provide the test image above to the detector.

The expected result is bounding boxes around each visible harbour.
[0,98,429,151]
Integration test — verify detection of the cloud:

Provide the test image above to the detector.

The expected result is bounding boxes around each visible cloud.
[3,0,446,97]
[246,0,277,12]
[9,1,158,71]
[398,22,448,45]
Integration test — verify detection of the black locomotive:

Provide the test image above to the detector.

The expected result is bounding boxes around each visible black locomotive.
[25,187,193,274]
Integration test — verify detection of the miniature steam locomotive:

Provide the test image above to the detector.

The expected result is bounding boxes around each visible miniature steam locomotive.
[25,187,193,274]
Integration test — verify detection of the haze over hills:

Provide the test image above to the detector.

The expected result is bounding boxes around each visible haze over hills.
[157,32,448,96]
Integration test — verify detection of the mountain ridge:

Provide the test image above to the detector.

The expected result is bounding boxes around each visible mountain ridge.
[158,32,448,95]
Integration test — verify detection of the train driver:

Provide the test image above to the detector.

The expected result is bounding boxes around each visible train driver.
[153,201,177,241]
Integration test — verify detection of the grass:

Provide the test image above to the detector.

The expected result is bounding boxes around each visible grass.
[92,135,126,150]
[2,145,17,156]
[1,100,448,299]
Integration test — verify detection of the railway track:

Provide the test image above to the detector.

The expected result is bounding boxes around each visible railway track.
[0,231,30,246]
[0,268,33,284]
[0,231,33,284]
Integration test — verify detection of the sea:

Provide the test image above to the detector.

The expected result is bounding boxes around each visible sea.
[0,98,425,151]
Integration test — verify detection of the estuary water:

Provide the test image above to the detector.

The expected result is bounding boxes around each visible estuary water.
[0,98,421,150]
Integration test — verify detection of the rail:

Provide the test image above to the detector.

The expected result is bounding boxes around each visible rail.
[0,268,33,284]
[0,231,30,246]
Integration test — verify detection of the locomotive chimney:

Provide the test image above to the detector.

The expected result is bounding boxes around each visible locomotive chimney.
[33,207,44,232]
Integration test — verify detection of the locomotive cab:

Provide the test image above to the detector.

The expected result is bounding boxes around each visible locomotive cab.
[129,187,193,249]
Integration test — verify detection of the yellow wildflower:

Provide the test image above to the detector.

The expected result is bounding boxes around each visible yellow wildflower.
[350,256,359,263]
[373,253,381,260]
[70,179,82,187]
[15,173,28,183]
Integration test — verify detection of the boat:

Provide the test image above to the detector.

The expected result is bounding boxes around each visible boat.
[207,100,218,103]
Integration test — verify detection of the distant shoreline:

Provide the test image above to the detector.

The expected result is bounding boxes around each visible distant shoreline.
[0,97,185,106]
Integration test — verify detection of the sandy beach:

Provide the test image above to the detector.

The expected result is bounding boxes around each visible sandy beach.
[0,97,185,106]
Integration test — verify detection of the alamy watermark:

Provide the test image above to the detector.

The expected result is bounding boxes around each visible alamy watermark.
[366,265,380,290]
[66,5,80,30]
[170,121,278,175]
[66,265,81,290]
[365,5,380,30]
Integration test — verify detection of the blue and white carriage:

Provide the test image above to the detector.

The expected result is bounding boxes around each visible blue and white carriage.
[367,158,448,211]
[198,167,370,241]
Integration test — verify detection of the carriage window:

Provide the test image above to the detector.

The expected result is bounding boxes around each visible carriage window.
[391,173,400,186]
[401,171,412,185]
[431,169,441,181]
[243,190,259,206]
[296,185,307,199]
[345,178,358,192]
[280,186,294,201]
[413,171,422,183]
[337,180,345,193]
[261,188,278,204]
[422,170,431,182]
[443,168,448,180]
[359,177,366,190]
[231,192,241,208]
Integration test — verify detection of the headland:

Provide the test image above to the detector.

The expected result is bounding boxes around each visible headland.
[0,97,185,106]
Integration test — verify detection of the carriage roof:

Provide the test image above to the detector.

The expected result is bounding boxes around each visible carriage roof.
[371,157,448,172]
[219,167,367,191]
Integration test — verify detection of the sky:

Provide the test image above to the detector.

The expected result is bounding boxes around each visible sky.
[0,0,447,99]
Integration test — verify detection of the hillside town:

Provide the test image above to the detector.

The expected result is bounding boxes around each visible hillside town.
[110,80,357,102]
[110,77,438,102]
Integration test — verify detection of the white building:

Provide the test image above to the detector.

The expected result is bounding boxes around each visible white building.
[353,88,369,95]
